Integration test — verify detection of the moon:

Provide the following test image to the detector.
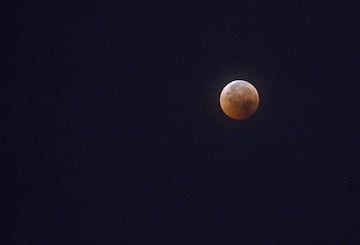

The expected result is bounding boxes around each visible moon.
[219,80,260,120]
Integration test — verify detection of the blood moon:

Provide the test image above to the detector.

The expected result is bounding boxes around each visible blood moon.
[219,80,260,120]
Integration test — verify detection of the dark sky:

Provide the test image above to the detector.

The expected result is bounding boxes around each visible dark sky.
[3,1,360,244]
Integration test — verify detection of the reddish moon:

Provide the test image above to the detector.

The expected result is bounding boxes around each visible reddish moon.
[219,80,260,120]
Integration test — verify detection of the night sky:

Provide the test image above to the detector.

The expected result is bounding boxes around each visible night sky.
[3,1,360,244]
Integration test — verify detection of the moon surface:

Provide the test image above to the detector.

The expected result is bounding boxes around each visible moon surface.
[219,80,260,120]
